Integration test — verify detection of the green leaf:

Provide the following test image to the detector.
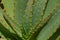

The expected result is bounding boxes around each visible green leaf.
[0,9,15,34]
[37,9,60,40]
[2,0,14,19]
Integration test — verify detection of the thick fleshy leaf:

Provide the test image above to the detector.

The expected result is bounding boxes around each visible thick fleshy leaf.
[0,9,15,34]
[3,13,23,38]
[0,9,22,40]
[37,9,60,40]
[2,0,14,19]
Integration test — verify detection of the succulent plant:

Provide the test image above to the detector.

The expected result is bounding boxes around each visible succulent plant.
[0,0,60,40]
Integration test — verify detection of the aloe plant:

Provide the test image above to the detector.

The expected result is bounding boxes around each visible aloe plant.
[0,0,60,40]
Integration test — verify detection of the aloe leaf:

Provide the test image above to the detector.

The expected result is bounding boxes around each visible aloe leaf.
[0,22,22,40]
[32,0,48,27]
[14,0,27,24]
[0,9,15,34]
[2,0,14,19]
[14,0,28,34]
[3,13,23,38]
[28,0,49,37]
[0,8,22,40]
[0,0,60,40]
[43,0,60,19]
[2,0,28,35]
[37,9,60,40]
